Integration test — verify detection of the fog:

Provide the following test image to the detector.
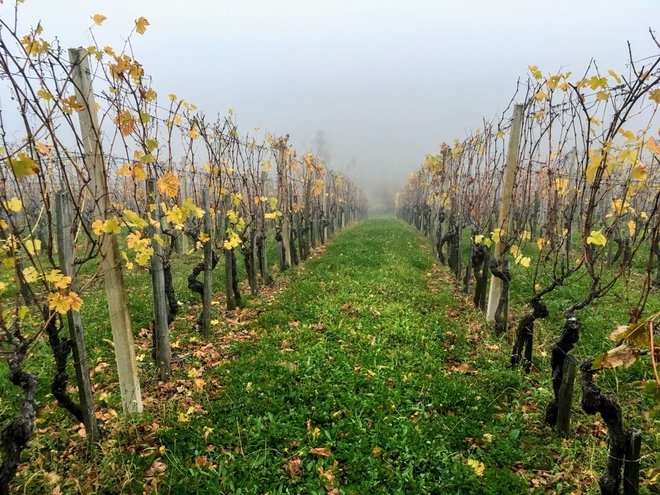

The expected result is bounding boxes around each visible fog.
[5,0,660,212]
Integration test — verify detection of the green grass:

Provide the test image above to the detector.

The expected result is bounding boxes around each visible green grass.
[4,219,659,494]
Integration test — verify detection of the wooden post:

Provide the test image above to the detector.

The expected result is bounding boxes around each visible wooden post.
[556,355,577,438]
[222,194,236,310]
[177,166,189,255]
[487,103,523,322]
[623,429,642,495]
[201,189,213,336]
[321,180,328,244]
[146,179,171,380]
[55,191,99,442]
[68,47,142,414]
[277,146,292,269]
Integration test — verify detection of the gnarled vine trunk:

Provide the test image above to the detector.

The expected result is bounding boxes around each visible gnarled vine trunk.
[0,344,37,495]
[545,314,580,425]
[581,360,627,495]
[510,296,549,373]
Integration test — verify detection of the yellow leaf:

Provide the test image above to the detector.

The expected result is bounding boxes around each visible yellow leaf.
[133,164,146,181]
[491,228,504,244]
[496,130,505,139]
[607,69,622,85]
[37,88,52,100]
[102,217,121,234]
[585,152,603,183]
[649,88,660,105]
[627,220,636,237]
[135,16,149,35]
[647,137,660,159]
[48,292,70,314]
[123,209,147,229]
[596,91,609,101]
[467,458,485,477]
[527,65,542,80]
[153,233,165,247]
[91,14,107,25]
[157,172,180,198]
[534,91,548,101]
[7,153,39,179]
[587,75,608,90]
[4,197,22,212]
[24,238,41,255]
[22,266,39,283]
[199,232,210,243]
[117,163,132,177]
[114,110,136,137]
[586,230,607,246]
[68,291,83,312]
[630,161,647,181]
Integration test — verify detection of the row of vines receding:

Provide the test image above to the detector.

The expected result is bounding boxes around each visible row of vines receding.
[0,5,368,493]
[397,33,660,494]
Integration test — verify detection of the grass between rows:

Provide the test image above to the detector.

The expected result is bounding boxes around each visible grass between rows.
[6,218,659,494]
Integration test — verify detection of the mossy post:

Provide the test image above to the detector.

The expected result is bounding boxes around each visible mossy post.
[55,191,99,441]
[202,188,213,336]
[68,47,142,414]
[146,179,171,380]
[486,103,523,323]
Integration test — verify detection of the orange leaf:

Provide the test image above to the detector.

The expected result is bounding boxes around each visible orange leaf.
[157,172,180,198]
[309,447,331,457]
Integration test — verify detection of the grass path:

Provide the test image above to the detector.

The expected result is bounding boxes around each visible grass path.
[157,219,540,494]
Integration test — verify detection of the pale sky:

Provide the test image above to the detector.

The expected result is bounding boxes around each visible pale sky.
[3,0,660,202]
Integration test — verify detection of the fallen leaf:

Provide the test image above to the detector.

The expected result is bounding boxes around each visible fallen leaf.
[287,458,302,478]
[309,447,332,457]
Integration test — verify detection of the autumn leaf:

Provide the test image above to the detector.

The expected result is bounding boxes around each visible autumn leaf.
[37,88,52,100]
[22,267,39,283]
[135,16,149,35]
[649,88,660,105]
[609,322,650,346]
[24,238,41,255]
[114,110,136,137]
[133,163,146,181]
[145,460,167,479]
[309,447,332,457]
[586,230,607,246]
[157,172,180,198]
[467,458,485,477]
[592,344,638,370]
[287,458,302,478]
[585,152,603,183]
[35,142,52,156]
[534,91,548,101]
[4,197,23,212]
[91,14,107,25]
[630,161,647,181]
[607,69,622,84]
[7,152,39,179]
[647,137,660,159]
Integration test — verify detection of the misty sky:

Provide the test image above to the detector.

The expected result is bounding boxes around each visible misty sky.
[4,0,660,200]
